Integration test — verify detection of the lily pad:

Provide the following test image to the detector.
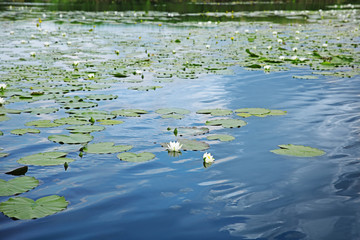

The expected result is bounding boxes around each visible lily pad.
[86,94,118,101]
[196,108,233,116]
[97,119,124,125]
[161,114,185,119]
[271,144,325,157]
[5,166,28,176]
[10,128,40,135]
[62,101,98,109]
[156,108,191,115]
[129,86,163,91]
[293,75,319,79]
[0,116,10,122]
[0,195,69,220]
[111,109,148,117]
[49,134,93,144]
[18,152,75,166]
[23,107,59,115]
[117,152,155,162]
[174,139,210,151]
[54,117,90,125]
[235,108,271,115]
[66,110,116,121]
[84,142,133,154]
[25,120,62,128]
[66,125,105,133]
[177,127,209,136]
[0,176,39,196]
[205,119,247,128]
[207,134,235,142]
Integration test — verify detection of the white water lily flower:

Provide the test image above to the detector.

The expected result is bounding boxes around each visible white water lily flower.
[322,43,328,47]
[10,31,14,35]
[292,47,298,52]
[277,39,283,43]
[295,37,300,41]
[21,40,26,44]
[115,50,120,55]
[31,34,35,39]
[264,65,271,71]
[62,33,66,37]
[272,31,277,35]
[88,73,95,79]
[267,45,272,50]
[135,70,143,75]
[279,56,285,60]
[44,42,50,47]
[203,152,215,163]
[0,97,5,105]
[244,29,249,33]
[166,141,182,152]
[291,55,298,60]
[72,61,79,67]
[296,30,300,34]
[206,45,210,49]
[299,57,307,61]
[0,84,7,90]
[30,52,36,57]
[67,41,72,45]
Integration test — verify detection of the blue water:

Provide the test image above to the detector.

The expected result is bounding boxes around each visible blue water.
[1,6,360,240]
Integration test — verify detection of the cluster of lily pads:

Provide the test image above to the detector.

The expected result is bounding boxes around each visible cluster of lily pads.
[0,3,353,220]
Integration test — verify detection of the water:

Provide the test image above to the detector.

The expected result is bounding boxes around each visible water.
[1,1,360,240]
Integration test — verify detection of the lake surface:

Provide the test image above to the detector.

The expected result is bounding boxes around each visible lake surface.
[0,1,360,239]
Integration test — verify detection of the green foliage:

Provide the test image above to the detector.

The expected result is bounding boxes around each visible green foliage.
[0,176,39,196]
[18,152,75,166]
[271,144,325,157]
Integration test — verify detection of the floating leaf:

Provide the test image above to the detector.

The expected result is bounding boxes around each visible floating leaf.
[129,86,162,91]
[10,128,40,135]
[156,108,190,115]
[207,134,235,142]
[177,127,209,136]
[235,108,270,115]
[111,109,148,117]
[0,176,39,196]
[271,144,325,157]
[66,125,105,133]
[25,120,62,128]
[66,110,116,121]
[117,152,155,162]
[48,134,93,144]
[0,116,10,122]
[197,108,233,116]
[23,107,59,115]
[97,119,124,125]
[84,142,133,154]
[161,114,185,119]
[86,94,118,101]
[0,195,68,220]
[18,152,75,166]
[62,101,97,109]
[5,166,28,176]
[205,119,247,128]
[163,139,210,151]
[54,117,90,125]
[292,75,319,79]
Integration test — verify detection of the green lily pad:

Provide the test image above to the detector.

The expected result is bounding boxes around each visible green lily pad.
[0,195,69,220]
[175,139,210,151]
[161,114,185,119]
[62,101,98,109]
[266,109,287,116]
[54,117,90,125]
[0,176,39,196]
[235,108,271,115]
[23,107,59,115]
[129,86,163,91]
[156,108,191,115]
[18,152,75,166]
[10,128,40,135]
[207,134,235,142]
[66,125,105,133]
[86,94,118,101]
[117,152,155,162]
[97,119,124,125]
[196,108,233,116]
[84,142,133,154]
[177,127,209,136]
[271,144,325,157]
[293,75,319,79]
[111,109,148,117]
[25,120,62,128]
[0,108,22,114]
[0,116,10,122]
[66,110,116,121]
[205,119,247,128]
[48,134,93,144]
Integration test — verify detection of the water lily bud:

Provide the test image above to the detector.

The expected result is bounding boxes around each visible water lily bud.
[30,52,36,57]
[264,65,271,71]
[0,97,5,105]
[44,42,50,47]
[21,40,26,44]
[292,47,298,52]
